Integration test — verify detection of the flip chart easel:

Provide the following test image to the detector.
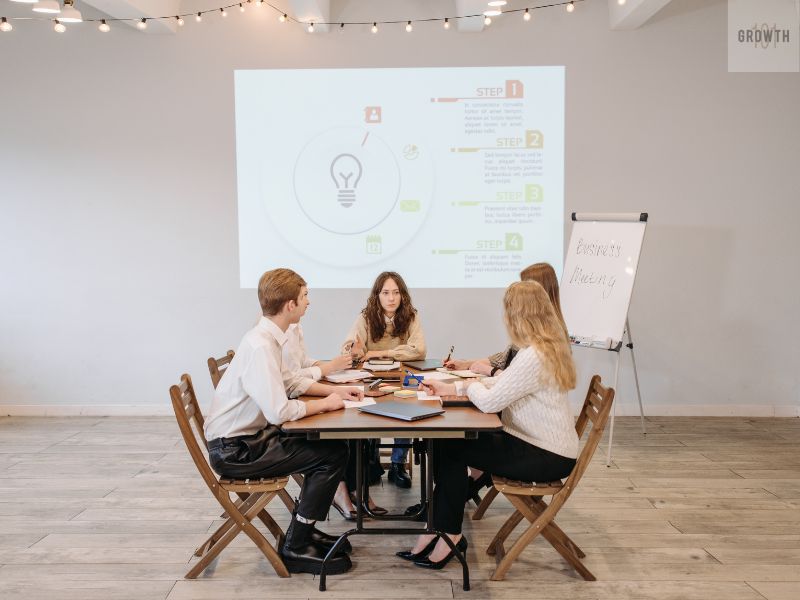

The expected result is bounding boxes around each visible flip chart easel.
[560,212,648,465]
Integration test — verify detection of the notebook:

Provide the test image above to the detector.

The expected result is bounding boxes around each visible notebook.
[404,359,444,371]
[357,401,444,422]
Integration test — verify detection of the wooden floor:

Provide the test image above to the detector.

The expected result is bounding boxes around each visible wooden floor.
[0,416,799,599]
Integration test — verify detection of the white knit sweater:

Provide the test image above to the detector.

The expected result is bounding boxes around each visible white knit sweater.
[455,346,579,459]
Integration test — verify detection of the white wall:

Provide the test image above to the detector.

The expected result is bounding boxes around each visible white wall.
[1,0,798,417]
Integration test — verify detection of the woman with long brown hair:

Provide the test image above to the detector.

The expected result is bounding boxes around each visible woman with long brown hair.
[331,272,426,518]
[397,280,578,569]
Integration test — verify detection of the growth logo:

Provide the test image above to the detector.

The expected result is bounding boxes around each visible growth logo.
[728,0,799,72]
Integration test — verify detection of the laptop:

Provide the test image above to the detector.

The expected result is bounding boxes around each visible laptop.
[404,359,443,371]
[358,401,444,422]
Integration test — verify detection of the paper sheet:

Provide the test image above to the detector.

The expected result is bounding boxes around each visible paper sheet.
[325,370,372,383]
[414,371,454,381]
[364,361,401,371]
[416,391,441,401]
[344,398,376,409]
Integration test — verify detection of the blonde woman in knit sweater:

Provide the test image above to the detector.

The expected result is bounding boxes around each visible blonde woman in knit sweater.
[332,272,426,517]
[397,280,578,570]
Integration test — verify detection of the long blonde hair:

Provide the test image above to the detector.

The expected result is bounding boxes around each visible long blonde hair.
[520,262,568,341]
[503,281,576,391]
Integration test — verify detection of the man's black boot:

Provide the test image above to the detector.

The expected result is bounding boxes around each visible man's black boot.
[388,462,412,489]
[280,517,352,575]
[291,504,351,554]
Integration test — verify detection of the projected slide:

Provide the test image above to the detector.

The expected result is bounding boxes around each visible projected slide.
[235,66,565,288]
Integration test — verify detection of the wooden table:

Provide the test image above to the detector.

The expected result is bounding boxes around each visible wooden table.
[284,376,502,592]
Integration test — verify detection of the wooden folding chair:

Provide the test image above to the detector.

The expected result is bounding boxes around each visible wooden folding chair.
[485,375,615,581]
[207,349,235,388]
[208,351,302,503]
[170,373,290,579]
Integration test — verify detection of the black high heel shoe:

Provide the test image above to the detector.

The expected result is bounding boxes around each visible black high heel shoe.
[331,500,356,522]
[413,536,468,570]
[395,535,439,562]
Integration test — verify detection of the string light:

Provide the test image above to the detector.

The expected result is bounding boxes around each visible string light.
[0,2,582,37]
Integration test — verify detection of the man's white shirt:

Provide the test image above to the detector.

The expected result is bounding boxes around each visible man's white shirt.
[204,317,307,440]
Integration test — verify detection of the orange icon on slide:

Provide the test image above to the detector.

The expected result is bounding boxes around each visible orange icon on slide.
[505,80,524,98]
[364,106,382,124]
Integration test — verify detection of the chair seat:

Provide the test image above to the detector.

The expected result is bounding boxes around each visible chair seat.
[491,475,564,496]
[218,476,289,493]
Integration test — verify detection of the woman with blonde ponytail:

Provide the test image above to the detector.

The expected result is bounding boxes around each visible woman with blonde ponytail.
[396,281,579,570]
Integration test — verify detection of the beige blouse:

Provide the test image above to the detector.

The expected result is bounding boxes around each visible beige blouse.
[342,313,426,361]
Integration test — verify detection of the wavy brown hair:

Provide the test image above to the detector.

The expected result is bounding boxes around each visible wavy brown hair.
[362,271,417,343]
[520,262,568,340]
[504,280,576,392]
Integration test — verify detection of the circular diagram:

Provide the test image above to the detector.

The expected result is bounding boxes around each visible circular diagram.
[293,128,401,235]
[262,124,434,269]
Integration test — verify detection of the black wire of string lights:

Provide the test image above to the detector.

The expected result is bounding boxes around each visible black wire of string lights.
[0,0,585,33]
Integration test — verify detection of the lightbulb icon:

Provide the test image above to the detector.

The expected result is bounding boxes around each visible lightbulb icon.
[330,153,362,208]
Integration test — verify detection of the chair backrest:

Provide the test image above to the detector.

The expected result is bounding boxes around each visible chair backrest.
[170,374,220,491]
[208,350,235,389]
[554,375,615,503]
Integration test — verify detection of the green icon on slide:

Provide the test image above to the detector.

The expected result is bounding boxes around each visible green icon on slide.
[525,184,543,203]
[505,233,523,251]
[400,199,420,212]
[366,235,382,255]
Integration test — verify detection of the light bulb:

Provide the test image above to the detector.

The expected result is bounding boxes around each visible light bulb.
[220,9,227,17]
[196,12,202,22]
[137,18,147,30]
[524,9,531,21]
[567,2,575,13]
[444,18,450,29]
[0,18,12,33]
[279,14,287,23]
[98,19,110,32]
[257,0,263,6]
[405,21,412,32]
[484,16,492,25]
[330,153,363,208]
[307,22,314,33]
[54,20,65,33]
[239,3,245,12]
[339,22,344,31]
[176,16,184,26]
[371,22,377,33]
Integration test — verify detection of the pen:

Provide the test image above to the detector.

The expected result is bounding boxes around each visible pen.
[444,345,454,363]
